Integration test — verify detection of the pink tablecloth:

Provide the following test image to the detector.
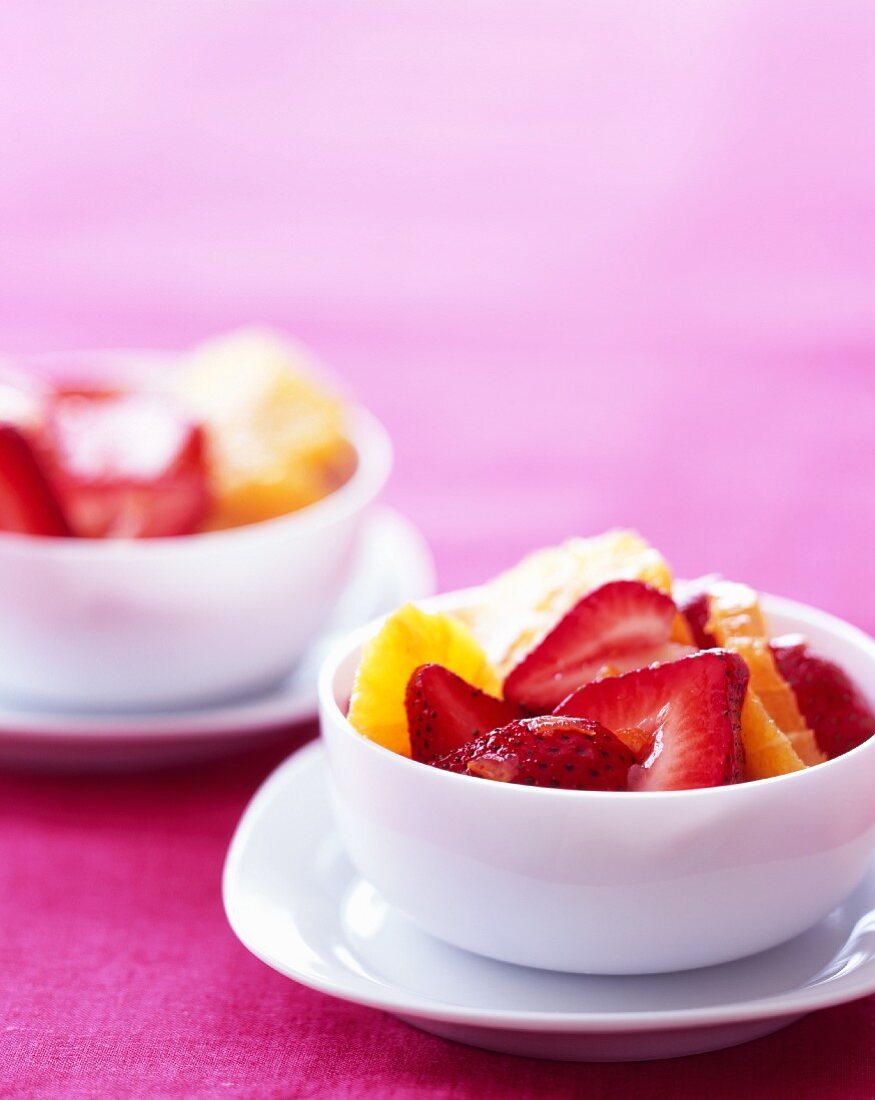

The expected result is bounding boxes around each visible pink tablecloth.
[3,730,875,1100]
[2,2,875,1096]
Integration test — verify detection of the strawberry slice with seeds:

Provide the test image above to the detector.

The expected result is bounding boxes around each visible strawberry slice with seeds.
[406,663,524,764]
[0,423,71,536]
[503,580,692,711]
[771,636,875,759]
[555,650,748,790]
[41,391,210,538]
[433,715,636,791]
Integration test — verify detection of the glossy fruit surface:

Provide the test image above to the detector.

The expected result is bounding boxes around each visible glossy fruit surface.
[434,714,636,791]
[41,391,210,538]
[348,604,500,756]
[773,635,875,759]
[177,329,357,530]
[0,423,71,536]
[556,650,748,791]
[707,581,824,766]
[406,663,523,764]
[463,529,673,675]
[504,580,690,711]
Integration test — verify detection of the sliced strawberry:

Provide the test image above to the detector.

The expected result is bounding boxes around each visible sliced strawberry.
[433,715,636,791]
[406,663,524,764]
[674,575,720,649]
[503,580,692,711]
[555,650,748,790]
[0,424,71,536]
[40,391,210,538]
[771,636,875,759]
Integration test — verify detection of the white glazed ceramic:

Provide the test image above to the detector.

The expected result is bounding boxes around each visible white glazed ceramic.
[0,405,391,712]
[319,590,875,975]
[223,741,875,1061]
[0,508,433,769]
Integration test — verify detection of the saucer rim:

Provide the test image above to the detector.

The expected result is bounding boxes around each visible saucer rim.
[223,740,875,1035]
[0,507,435,742]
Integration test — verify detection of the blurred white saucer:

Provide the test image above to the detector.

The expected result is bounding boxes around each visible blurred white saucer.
[0,508,434,770]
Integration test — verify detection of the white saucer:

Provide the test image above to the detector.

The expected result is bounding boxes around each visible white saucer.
[224,741,875,1062]
[0,508,434,769]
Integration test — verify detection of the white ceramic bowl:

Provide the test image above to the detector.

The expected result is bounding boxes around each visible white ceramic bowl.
[319,590,875,975]
[0,406,391,711]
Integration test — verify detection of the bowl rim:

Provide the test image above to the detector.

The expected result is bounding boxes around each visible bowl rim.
[0,404,392,558]
[318,586,875,802]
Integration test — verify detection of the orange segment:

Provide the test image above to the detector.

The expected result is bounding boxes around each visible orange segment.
[463,530,674,675]
[706,581,825,767]
[670,612,695,646]
[739,690,805,780]
[176,328,357,530]
[705,580,768,638]
[348,605,501,757]
[729,637,801,730]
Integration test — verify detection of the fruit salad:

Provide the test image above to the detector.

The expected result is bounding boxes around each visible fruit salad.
[0,330,356,539]
[348,531,875,792]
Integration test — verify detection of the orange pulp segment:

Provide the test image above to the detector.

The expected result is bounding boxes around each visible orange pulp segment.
[348,604,501,757]
[739,689,805,781]
[706,581,824,767]
[176,328,357,530]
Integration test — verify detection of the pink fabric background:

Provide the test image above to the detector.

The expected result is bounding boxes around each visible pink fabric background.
[1,2,874,1096]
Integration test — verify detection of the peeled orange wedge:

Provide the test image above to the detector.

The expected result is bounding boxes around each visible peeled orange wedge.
[463,530,674,675]
[706,581,768,638]
[348,605,501,757]
[738,690,805,781]
[176,328,357,530]
[706,581,824,770]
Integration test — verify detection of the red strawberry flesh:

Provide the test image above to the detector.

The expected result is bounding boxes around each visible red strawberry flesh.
[503,580,692,711]
[406,663,524,764]
[555,650,748,791]
[433,715,636,791]
[40,391,210,538]
[674,575,720,649]
[0,424,71,536]
[771,635,875,759]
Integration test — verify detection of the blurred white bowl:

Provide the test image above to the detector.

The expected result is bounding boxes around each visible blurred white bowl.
[319,590,875,975]
[0,406,391,711]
